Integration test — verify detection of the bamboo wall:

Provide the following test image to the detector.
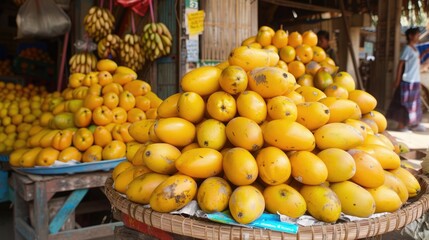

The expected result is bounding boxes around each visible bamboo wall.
[200,0,258,62]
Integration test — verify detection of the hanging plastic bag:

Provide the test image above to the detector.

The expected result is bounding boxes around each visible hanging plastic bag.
[16,0,71,39]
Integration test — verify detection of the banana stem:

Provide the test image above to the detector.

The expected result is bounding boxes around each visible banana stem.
[149,0,155,22]
[131,11,136,34]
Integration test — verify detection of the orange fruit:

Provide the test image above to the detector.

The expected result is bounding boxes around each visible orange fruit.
[288,61,305,79]
[279,46,296,63]
[256,30,272,47]
[295,44,313,63]
[302,30,318,46]
[272,28,288,49]
[312,46,327,62]
[297,74,314,87]
[288,31,302,48]
[314,69,334,91]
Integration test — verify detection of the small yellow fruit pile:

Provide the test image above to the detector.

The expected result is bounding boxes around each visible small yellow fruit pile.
[0,82,50,153]
[112,26,421,225]
[8,58,163,168]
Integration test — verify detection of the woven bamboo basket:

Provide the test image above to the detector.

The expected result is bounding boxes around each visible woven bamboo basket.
[105,175,429,240]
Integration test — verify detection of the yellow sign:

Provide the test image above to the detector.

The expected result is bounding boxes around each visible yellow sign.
[187,10,205,35]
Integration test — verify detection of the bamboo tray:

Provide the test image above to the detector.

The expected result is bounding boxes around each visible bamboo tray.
[104,175,429,240]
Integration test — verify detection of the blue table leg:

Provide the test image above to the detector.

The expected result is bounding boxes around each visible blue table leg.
[49,188,88,234]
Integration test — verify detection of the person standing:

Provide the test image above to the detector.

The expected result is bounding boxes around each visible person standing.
[387,27,429,132]
[317,30,338,64]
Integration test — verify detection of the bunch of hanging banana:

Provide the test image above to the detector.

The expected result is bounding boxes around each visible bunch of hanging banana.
[69,52,97,74]
[119,34,145,71]
[141,22,173,61]
[98,34,122,59]
[84,6,115,42]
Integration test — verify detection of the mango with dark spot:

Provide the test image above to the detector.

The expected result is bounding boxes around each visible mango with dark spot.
[229,185,265,224]
[263,183,306,218]
[296,102,330,130]
[149,174,197,213]
[300,185,341,223]
[223,147,258,186]
[197,177,232,213]
[248,67,296,98]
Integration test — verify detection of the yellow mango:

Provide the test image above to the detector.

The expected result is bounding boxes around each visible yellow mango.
[229,185,265,224]
[156,93,182,118]
[389,167,421,197]
[197,177,232,213]
[300,185,341,223]
[228,46,278,72]
[150,174,197,213]
[263,119,315,151]
[126,172,169,204]
[175,147,222,178]
[367,185,402,213]
[330,181,376,218]
[180,66,221,96]
[314,123,364,150]
[263,183,306,218]
[247,67,296,98]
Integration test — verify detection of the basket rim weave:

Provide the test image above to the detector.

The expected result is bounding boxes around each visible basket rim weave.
[104,175,429,240]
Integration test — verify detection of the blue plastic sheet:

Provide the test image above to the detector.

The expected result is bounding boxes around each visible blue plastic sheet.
[206,211,299,234]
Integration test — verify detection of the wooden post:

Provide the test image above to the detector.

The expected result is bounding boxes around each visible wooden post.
[33,181,49,239]
[339,0,365,90]
[371,0,402,112]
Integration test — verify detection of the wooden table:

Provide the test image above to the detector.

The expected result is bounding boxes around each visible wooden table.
[11,171,122,240]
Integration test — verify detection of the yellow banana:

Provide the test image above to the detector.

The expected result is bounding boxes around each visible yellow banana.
[160,35,172,46]
[158,22,172,40]
[151,23,157,33]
